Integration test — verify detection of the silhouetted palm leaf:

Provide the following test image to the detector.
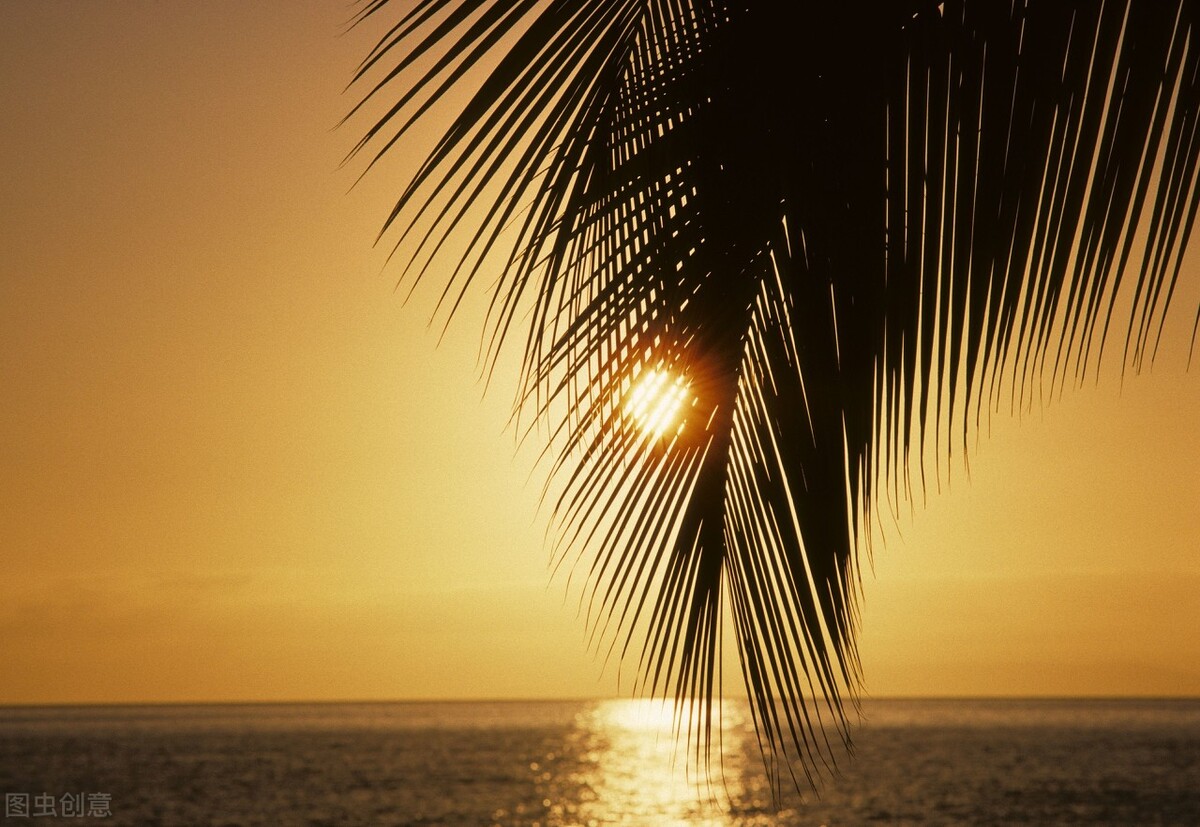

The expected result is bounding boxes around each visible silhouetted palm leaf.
[348,0,1200,791]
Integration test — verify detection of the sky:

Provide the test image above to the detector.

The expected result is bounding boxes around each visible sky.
[1,1,1197,706]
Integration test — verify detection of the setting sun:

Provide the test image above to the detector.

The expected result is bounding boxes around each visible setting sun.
[624,368,691,440]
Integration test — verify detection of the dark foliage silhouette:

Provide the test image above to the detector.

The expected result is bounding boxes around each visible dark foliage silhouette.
[347,0,1200,790]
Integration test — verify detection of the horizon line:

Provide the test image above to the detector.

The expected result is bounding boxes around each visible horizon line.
[4,693,1200,710]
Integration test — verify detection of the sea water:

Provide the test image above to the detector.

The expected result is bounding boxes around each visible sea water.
[1,698,1197,825]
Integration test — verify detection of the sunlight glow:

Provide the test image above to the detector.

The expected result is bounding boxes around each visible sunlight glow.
[601,697,681,733]
[624,369,690,440]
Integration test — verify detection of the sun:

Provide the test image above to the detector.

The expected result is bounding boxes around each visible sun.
[624,368,691,440]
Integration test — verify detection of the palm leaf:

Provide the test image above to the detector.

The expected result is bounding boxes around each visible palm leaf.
[347,0,1200,792]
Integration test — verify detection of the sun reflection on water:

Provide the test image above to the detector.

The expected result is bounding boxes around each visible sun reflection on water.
[564,698,776,825]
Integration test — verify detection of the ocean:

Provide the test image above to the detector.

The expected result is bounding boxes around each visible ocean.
[1,698,1197,825]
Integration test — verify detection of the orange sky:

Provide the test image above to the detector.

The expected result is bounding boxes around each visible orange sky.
[1,1,1197,705]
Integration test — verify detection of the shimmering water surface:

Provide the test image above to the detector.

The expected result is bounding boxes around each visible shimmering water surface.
[1,698,1197,825]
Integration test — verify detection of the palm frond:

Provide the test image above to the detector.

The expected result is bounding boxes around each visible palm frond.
[348,0,1200,792]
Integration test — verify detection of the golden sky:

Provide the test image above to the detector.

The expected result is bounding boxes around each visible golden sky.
[1,1,1197,705]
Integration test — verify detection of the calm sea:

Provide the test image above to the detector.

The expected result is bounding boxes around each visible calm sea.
[1,698,1197,825]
